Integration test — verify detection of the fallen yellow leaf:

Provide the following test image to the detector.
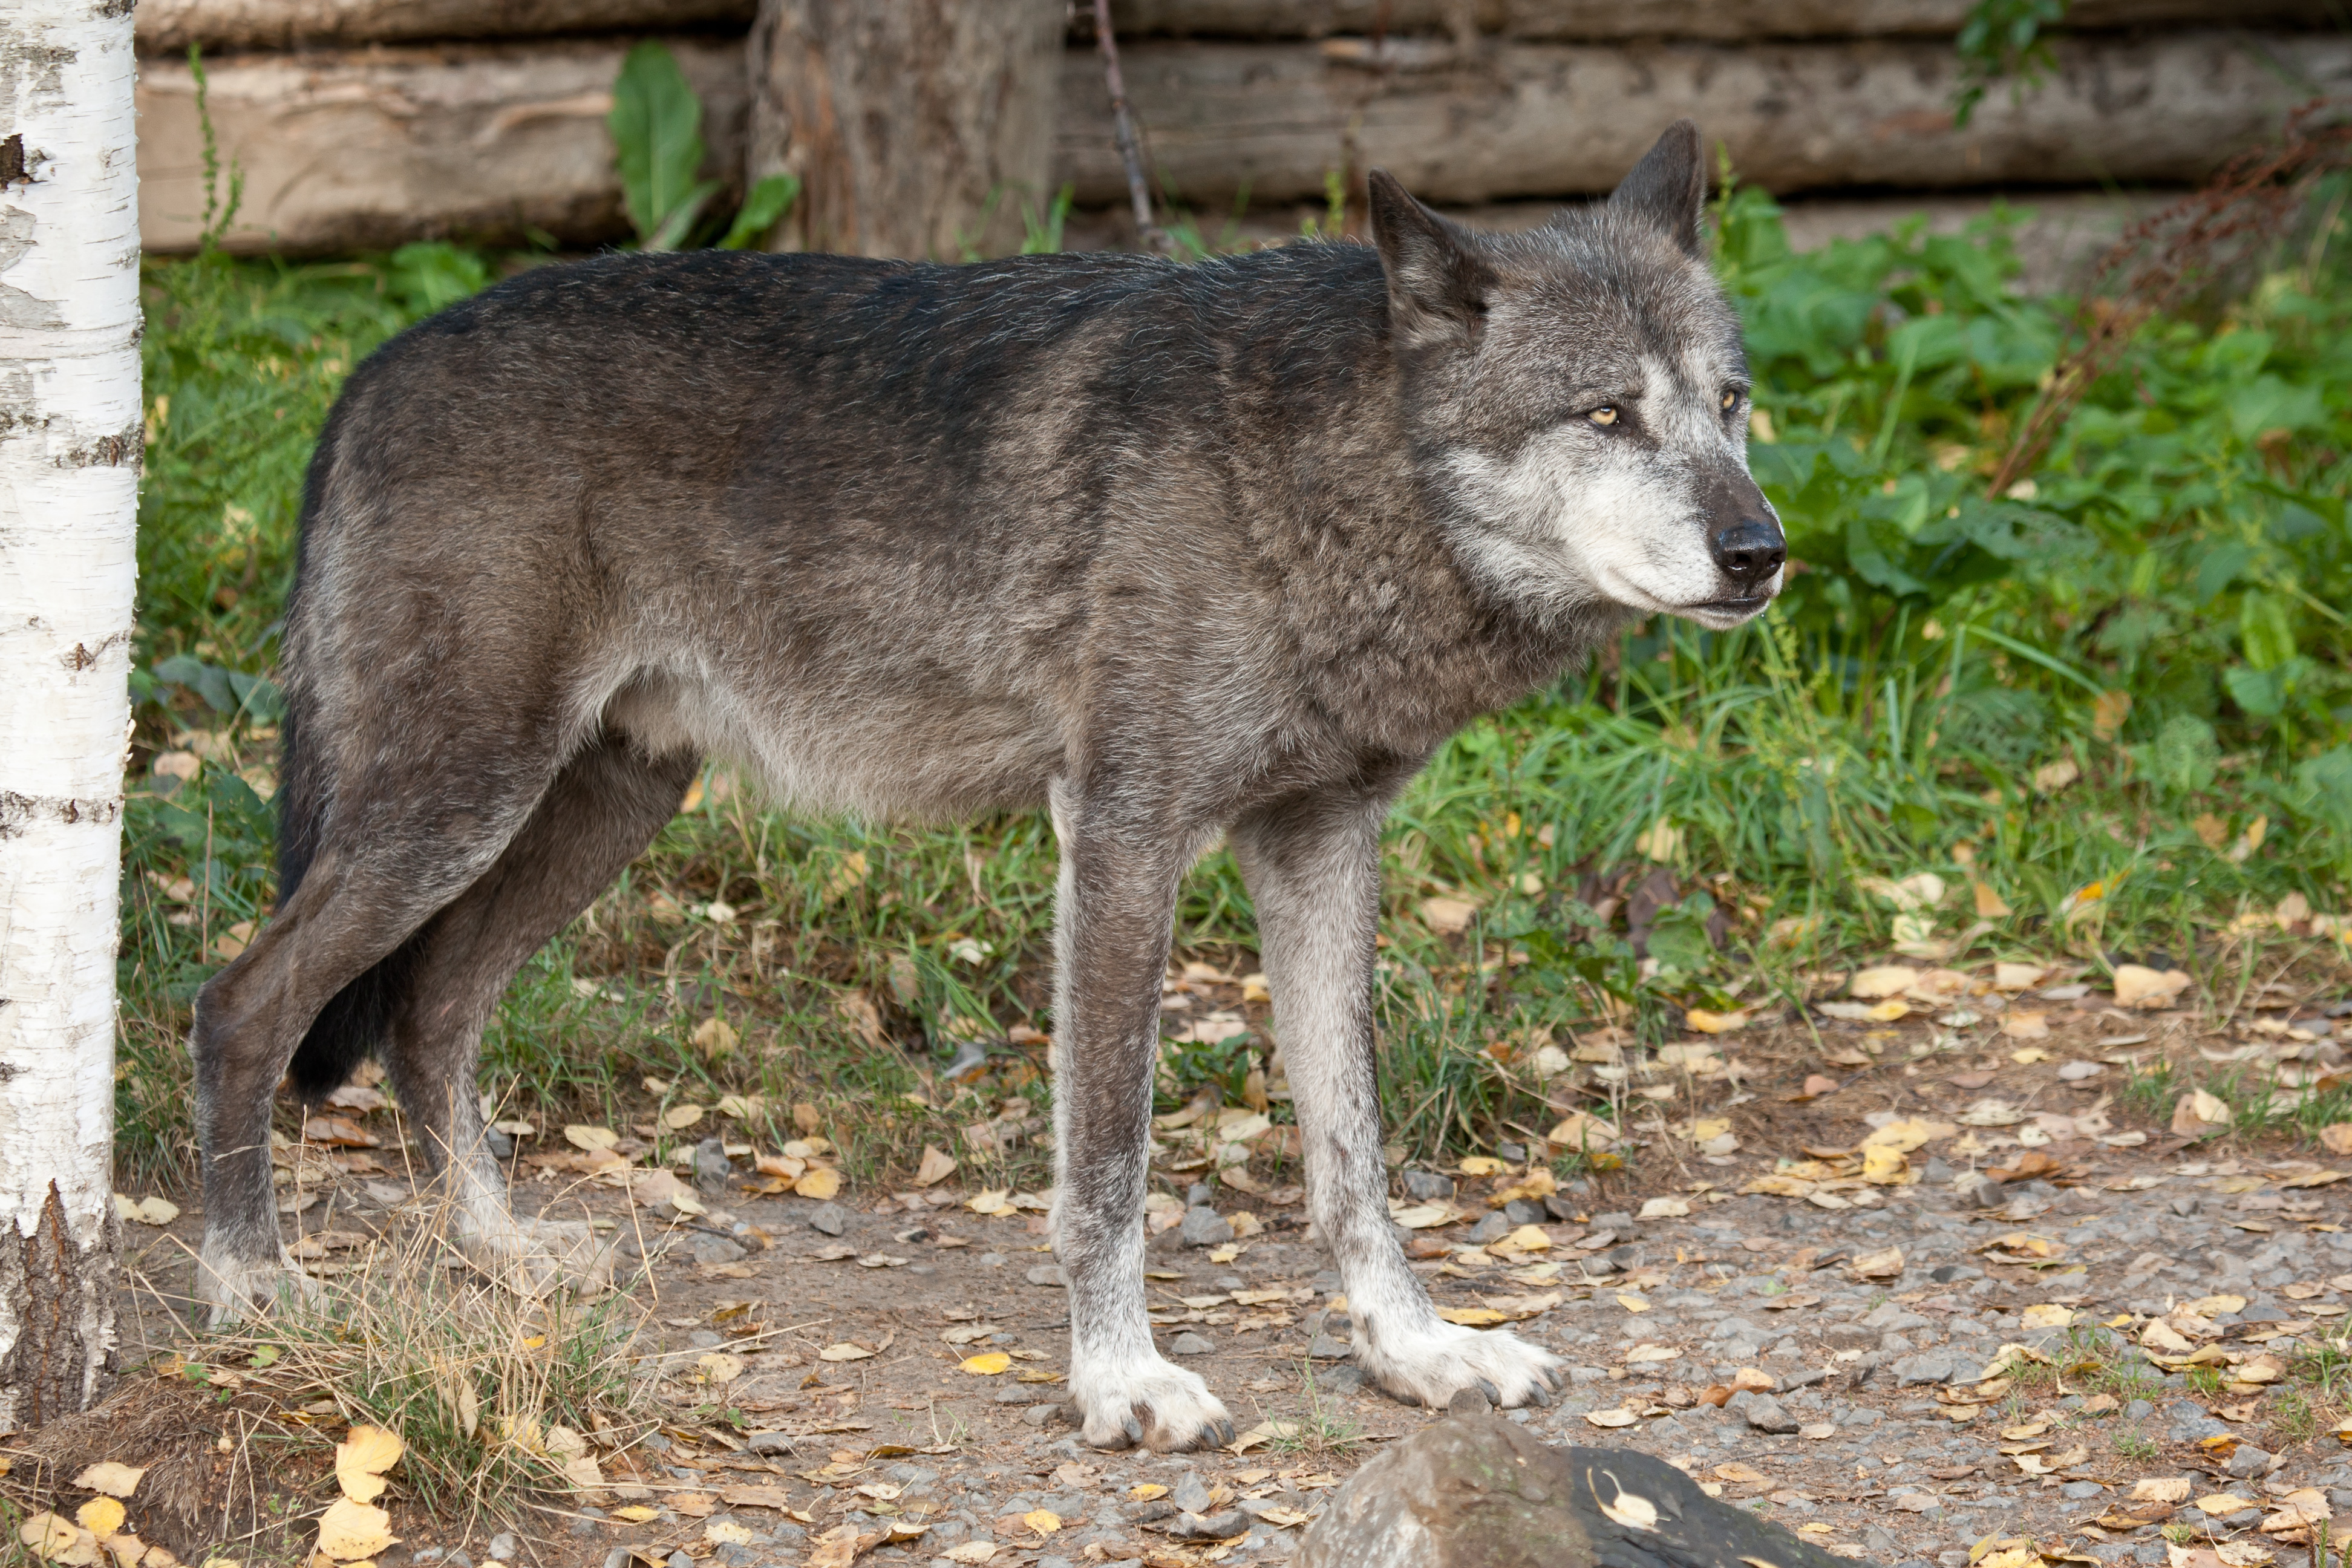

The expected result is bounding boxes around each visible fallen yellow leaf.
[796,1166,843,1201]
[333,1426,404,1504]
[961,1352,1013,1375]
[71,1464,144,1500]
[74,1501,123,1541]
[315,1498,395,1561]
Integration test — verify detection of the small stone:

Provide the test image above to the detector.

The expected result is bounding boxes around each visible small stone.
[1310,1334,1353,1360]
[2060,1480,2105,1500]
[1027,1263,1069,1287]
[687,1329,724,1348]
[995,1384,1034,1403]
[2123,1399,2155,1421]
[807,1202,847,1236]
[2226,1445,2276,1478]
[483,1128,515,1158]
[1181,1206,1236,1247]
[693,1135,733,1193]
[1022,1402,1073,1427]
[602,1551,630,1568]
[2164,1401,2228,1443]
[667,1553,693,1568]
[1171,1510,1250,1541]
[487,1535,517,1563]
[1401,1171,1456,1202]
[690,1235,748,1267]
[1318,1364,1370,1393]
[1892,1351,1958,1387]
[1466,1212,1511,1246]
[1173,1473,1214,1514]
[1171,1331,1215,1356]
[1189,1181,1216,1206]
[746,1430,794,1455]
[1544,1194,1580,1222]
[1504,1199,1546,1226]
[1744,1395,1798,1434]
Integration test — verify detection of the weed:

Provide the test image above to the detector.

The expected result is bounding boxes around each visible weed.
[2273,1385,2325,1445]
[2185,1364,2227,1399]
[1269,1360,1365,1460]
[2113,1426,2159,1461]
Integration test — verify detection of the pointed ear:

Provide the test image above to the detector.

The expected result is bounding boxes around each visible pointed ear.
[1367,168,1494,347]
[1607,120,1707,258]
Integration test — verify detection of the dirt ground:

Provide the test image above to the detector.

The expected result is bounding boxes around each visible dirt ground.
[30,959,2352,1568]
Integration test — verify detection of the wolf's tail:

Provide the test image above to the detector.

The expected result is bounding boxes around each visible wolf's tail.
[273,410,423,1102]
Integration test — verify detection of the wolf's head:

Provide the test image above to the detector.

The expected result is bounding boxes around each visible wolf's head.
[1370,122,1783,632]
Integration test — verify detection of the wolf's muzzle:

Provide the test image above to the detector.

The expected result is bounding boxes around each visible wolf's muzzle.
[1709,518,1786,589]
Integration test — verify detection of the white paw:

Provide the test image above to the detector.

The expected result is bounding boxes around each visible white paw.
[1354,1321,1564,1410]
[457,1214,618,1299]
[197,1241,322,1328]
[1070,1354,1236,1452]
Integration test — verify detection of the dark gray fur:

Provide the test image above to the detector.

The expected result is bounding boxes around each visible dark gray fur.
[189,122,1780,1450]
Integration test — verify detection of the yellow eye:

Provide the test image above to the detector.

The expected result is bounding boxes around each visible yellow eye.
[1589,406,1618,426]
[1721,390,1740,411]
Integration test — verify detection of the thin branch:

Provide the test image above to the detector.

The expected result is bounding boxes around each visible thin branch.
[1088,0,1165,252]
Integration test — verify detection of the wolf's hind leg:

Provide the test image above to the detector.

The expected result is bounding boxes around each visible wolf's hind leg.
[1231,786,1563,1412]
[1048,784,1236,1453]
[381,737,701,1295]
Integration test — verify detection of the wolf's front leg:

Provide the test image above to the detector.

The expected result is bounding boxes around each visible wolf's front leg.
[1048,786,1236,1452]
[1232,789,1563,1411]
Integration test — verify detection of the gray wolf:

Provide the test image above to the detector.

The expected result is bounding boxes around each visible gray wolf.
[190,120,1782,1451]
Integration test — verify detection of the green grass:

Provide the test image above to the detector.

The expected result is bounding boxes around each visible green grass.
[115,176,2352,1192]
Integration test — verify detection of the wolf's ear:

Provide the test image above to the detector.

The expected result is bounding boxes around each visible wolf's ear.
[1607,120,1707,258]
[1368,168,1494,347]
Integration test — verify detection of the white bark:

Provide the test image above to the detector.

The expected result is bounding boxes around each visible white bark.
[0,0,136,1429]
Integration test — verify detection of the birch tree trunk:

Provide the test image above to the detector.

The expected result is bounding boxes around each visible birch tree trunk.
[0,0,137,1430]
[746,0,1064,260]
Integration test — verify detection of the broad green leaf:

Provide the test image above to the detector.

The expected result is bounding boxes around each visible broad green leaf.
[609,43,708,247]
[719,174,800,250]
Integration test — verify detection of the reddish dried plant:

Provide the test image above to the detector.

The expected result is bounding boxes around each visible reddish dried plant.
[1988,103,2352,498]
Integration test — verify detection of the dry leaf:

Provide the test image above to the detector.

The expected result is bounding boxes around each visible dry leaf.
[2115,965,2192,1009]
[74,1501,124,1541]
[315,1499,395,1561]
[1851,1247,1905,1279]
[942,1546,999,1565]
[1592,1475,1660,1532]
[1638,1197,1690,1219]
[662,1103,705,1130]
[961,1353,1011,1376]
[912,1146,956,1187]
[820,1342,877,1362]
[2174,1089,2232,1137]
[563,1125,619,1152]
[18,1514,96,1567]
[1420,897,1479,933]
[2135,1478,2194,1504]
[796,1166,843,1202]
[333,1426,404,1504]
[1583,1408,1639,1429]
[72,1464,145,1500]
[2002,1011,2051,1040]
[1849,966,1922,999]
[1685,1008,1748,1034]
[1974,881,2013,918]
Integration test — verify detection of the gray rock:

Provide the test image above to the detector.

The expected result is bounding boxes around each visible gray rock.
[1318,1363,1371,1394]
[1504,1199,1547,1226]
[689,1235,748,1267]
[1189,1181,1217,1206]
[1310,1334,1353,1360]
[1171,1511,1251,1540]
[1171,1331,1216,1356]
[746,1430,794,1455]
[1181,1206,1236,1247]
[1023,1402,1074,1428]
[602,1551,631,1568]
[1545,1194,1581,1223]
[693,1135,733,1194]
[1893,1351,1959,1387]
[2226,1445,2276,1478]
[487,1537,518,1564]
[687,1329,724,1348]
[2123,1399,2155,1421]
[1467,1212,1512,1246]
[1027,1263,1068,1287]
[995,1384,1034,1403]
[806,1202,846,1236]
[2060,1481,2105,1500]
[1745,1396,1798,1434]
[1296,1409,1854,1568]
[2164,1402,2229,1443]
[1401,1171,1456,1202]
[483,1128,515,1159]
[666,1554,693,1568]
[1174,1473,1215,1514]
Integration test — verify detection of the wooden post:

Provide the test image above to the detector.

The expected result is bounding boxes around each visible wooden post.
[746,0,1065,260]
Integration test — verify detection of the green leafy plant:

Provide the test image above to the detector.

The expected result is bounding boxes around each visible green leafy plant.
[609,42,799,252]
[1953,0,2070,128]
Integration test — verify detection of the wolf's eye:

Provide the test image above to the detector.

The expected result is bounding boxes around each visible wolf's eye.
[1720,389,1741,412]
[1589,406,1619,427]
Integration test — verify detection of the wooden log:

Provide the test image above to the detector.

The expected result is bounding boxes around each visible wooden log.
[1054,30,2352,206]
[136,39,747,253]
[1102,0,2339,40]
[134,0,2342,53]
[745,0,1065,258]
[136,0,755,53]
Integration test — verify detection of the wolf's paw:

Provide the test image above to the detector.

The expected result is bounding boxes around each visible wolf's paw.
[197,1240,322,1328]
[1071,1356,1235,1453]
[458,1214,618,1299]
[1356,1321,1563,1410]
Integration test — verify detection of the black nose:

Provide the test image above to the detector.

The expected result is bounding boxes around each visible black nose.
[1710,520,1785,587]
